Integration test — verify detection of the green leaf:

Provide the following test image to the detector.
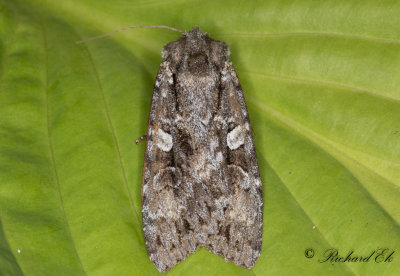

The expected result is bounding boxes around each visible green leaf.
[1,0,399,275]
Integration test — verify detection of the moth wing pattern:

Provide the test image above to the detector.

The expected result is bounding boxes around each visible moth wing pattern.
[207,60,263,267]
[142,28,262,272]
[141,59,195,272]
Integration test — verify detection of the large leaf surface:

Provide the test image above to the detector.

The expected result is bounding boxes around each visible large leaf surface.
[1,0,399,275]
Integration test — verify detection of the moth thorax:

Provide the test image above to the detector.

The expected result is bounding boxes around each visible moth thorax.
[185,30,209,75]
[187,52,209,75]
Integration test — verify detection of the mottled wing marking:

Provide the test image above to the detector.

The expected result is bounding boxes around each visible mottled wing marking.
[210,61,263,268]
[142,61,195,272]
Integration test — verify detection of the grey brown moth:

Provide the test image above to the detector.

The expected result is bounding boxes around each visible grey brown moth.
[141,27,263,272]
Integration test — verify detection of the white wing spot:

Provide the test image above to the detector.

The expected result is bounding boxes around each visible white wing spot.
[210,137,218,152]
[156,128,173,152]
[227,125,245,150]
[216,151,223,163]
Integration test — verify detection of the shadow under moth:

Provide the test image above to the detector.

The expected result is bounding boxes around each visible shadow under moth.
[77,25,263,272]
[141,27,263,272]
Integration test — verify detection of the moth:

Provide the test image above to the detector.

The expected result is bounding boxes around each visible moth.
[141,27,263,272]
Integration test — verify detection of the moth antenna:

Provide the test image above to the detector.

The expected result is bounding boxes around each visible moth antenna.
[75,25,184,44]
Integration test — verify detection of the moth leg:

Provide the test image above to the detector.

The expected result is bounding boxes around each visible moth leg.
[135,134,147,144]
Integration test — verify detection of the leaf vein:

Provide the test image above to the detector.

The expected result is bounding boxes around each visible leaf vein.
[41,22,86,275]
[244,70,400,104]
[249,96,400,226]
[220,31,400,45]
[78,34,142,227]
[261,155,357,276]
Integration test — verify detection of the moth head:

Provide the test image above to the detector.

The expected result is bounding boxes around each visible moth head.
[184,27,210,75]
